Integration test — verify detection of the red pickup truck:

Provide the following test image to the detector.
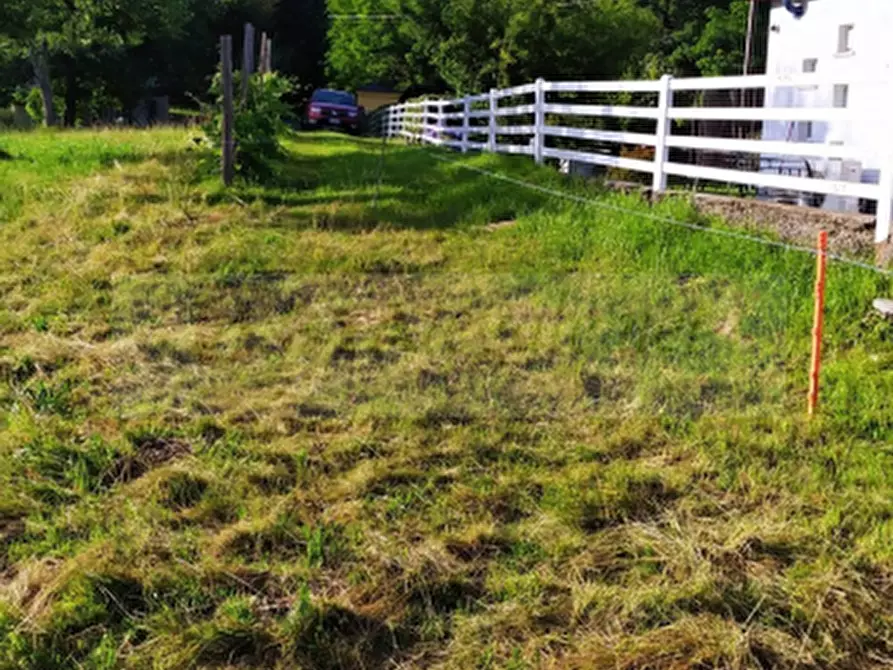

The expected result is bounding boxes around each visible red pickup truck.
[305,89,364,133]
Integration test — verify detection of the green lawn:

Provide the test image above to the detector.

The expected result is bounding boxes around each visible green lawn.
[3,128,893,669]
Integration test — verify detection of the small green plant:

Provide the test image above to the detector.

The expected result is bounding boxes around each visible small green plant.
[202,73,294,181]
[24,87,65,126]
[0,108,15,130]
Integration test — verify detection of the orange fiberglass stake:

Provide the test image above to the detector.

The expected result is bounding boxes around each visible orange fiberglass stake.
[808,230,828,417]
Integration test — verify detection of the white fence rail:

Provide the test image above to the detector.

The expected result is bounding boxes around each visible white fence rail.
[370,73,893,243]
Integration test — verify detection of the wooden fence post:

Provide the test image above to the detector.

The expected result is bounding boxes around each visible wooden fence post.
[221,35,235,186]
[257,33,272,74]
[534,78,545,164]
[488,89,497,152]
[241,23,254,104]
[652,73,673,194]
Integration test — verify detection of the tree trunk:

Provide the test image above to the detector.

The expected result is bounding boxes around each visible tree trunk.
[64,57,79,127]
[29,42,58,127]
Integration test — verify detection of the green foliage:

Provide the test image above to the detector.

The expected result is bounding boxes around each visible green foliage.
[0,0,194,49]
[636,0,767,77]
[689,0,752,76]
[203,73,294,181]
[0,0,292,126]
[326,0,659,92]
[24,86,62,124]
[324,0,752,92]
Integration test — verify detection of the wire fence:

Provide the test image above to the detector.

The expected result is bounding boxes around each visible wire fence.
[427,152,893,279]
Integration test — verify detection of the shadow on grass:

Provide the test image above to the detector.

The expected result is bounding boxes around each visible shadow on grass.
[215,131,552,231]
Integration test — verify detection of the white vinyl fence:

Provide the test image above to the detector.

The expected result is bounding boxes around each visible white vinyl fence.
[370,74,893,243]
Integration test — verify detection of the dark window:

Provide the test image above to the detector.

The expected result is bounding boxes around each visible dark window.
[833,84,849,108]
[311,90,356,106]
[837,24,854,54]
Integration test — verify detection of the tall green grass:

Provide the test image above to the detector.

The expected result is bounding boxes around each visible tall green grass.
[2,128,893,668]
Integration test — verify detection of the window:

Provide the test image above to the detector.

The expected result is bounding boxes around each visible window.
[833,83,849,108]
[802,58,818,73]
[837,24,854,54]
[798,121,814,142]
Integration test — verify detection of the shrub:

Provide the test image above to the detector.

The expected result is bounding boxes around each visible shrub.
[0,107,14,128]
[24,87,64,125]
[202,72,294,181]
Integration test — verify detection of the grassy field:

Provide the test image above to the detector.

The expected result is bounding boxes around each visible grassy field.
[3,127,893,669]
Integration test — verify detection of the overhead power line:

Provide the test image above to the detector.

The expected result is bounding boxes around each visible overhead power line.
[328,14,402,20]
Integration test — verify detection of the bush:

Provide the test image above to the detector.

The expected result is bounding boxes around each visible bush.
[24,87,65,125]
[203,72,294,181]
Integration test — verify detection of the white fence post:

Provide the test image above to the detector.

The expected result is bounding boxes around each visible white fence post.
[431,101,440,144]
[652,73,673,193]
[462,96,471,153]
[534,78,546,164]
[488,89,497,152]
[877,115,893,243]
[878,174,893,245]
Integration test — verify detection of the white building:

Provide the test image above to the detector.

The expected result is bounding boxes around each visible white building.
[762,0,893,212]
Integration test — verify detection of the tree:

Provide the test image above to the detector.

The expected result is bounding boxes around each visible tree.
[326,0,420,91]
[326,0,660,94]
[272,0,328,105]
[0,0,195,125]
[634,0,765,78]
[689,0,764,76]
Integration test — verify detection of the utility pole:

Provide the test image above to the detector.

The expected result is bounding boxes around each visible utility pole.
[743,0,757,76]
[741,0,758,136]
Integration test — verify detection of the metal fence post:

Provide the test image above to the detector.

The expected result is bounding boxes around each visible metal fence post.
[488,89,497,152]
[534,78,546,164]
[652,73,673,194]
[462,96,471,153]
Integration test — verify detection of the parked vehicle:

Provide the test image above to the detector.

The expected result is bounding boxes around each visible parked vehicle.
[305,89,364,133]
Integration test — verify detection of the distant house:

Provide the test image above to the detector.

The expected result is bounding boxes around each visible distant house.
[761,0,893,211]
[356,84,401,111]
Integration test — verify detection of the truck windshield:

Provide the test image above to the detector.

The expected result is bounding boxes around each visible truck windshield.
[312,90,355,106]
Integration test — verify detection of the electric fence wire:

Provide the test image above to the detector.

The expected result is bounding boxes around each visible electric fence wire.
[427,151,893,279]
